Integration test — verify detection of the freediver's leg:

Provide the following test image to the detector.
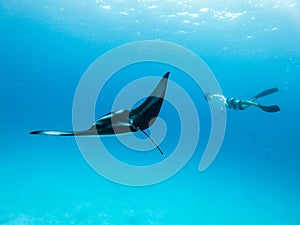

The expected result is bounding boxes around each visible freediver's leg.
[248,88,280,112]
[238,100,259,110]
[239,100,280,112]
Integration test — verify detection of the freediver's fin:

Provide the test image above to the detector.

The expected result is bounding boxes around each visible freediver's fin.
[140,129,165,158]
[251,88,279,101]
[30,130,75,136]
[258,104,281,113]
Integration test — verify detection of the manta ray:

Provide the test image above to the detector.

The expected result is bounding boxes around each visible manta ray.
[30,72,170,156]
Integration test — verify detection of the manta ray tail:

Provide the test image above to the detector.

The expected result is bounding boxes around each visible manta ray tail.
[30,130,75,136]
[140,130,165,157]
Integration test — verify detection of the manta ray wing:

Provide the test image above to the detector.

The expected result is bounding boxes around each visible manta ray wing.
[129,72,170,131]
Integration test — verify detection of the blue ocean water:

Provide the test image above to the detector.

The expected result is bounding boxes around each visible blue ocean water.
[1,1,300,224]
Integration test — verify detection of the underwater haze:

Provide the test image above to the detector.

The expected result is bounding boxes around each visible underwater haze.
[1,0,300,224]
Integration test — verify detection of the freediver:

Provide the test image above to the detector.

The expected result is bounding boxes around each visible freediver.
[205,87,280,113]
